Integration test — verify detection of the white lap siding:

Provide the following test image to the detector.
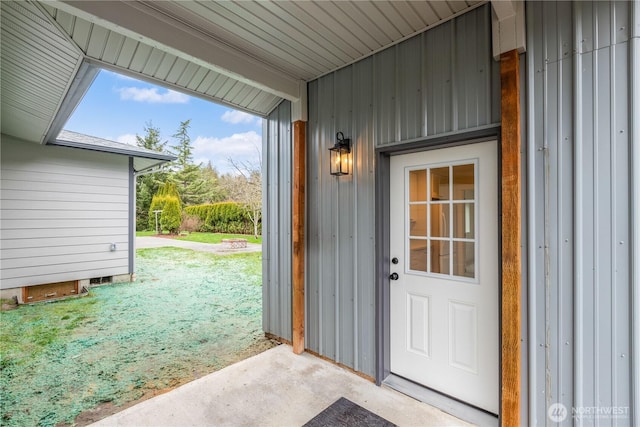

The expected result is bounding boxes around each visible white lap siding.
[0,138,130,290]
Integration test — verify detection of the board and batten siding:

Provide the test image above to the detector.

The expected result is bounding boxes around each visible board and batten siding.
[0,137,130,290]
[526,1,637,425]
[306,4,499,379]
[262,101,293,341]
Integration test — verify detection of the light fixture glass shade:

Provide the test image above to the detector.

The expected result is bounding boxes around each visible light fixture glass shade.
[329,145,350,175]
[329,132,351,176]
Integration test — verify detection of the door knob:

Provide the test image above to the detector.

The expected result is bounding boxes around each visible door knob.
[391,257,399,264]
[389,272,399,280]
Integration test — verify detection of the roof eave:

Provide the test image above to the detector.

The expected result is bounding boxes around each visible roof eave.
[49,139,176,162]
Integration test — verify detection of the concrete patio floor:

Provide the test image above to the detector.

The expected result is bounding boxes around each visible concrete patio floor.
[91,344,472,427]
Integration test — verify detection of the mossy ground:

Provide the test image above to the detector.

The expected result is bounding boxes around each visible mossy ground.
[0,248,273,426]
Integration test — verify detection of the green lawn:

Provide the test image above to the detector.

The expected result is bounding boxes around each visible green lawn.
[135,230,157,237]
[136,231,261,244]
[0,248,271,426]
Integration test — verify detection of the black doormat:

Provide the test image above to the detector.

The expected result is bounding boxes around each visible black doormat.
[303,397,396,427]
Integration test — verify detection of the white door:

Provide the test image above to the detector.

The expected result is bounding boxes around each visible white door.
[389,140,499,414]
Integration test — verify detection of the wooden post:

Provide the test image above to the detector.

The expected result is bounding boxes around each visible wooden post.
[292,120,306,354]
[500,49,521,426]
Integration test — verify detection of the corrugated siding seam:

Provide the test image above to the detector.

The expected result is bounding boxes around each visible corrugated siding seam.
[262,100,292,340]
[630,1,640,423]
[572,2,585,424]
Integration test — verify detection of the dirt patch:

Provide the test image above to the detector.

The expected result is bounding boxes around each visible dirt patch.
[69,402,118,426]
[149,234,178,239]
[0,248,275,427]
[1,298,18,311]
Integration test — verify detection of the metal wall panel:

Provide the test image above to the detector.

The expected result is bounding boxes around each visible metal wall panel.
[262,101,292,340]
[266,3,637,419]
[351,57,377,375]
[526,1,635,424]
[372,5,499,145]
[307,5,497,378]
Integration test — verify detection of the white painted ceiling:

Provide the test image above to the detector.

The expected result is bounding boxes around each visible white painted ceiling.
[1,0,486,145]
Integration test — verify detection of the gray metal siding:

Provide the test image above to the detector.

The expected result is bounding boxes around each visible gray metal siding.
[261,3,637,421]
[262,101,292,340]
[307,4,497,378]
[0,137,130,289]
[527,1,635,424]
[631,0,640,421]
[372,5,500,146]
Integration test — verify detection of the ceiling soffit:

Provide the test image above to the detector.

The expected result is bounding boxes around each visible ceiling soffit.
[42,2,284,117]
[2,0,489,146]
[52,1,486,107]
[146,1,486,80]
[0,0,84,143]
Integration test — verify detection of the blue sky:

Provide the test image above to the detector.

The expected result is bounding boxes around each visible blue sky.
[64,70,262,175]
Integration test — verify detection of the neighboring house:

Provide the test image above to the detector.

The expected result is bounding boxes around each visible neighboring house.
[1,1,638,426]
[0,130,174,303]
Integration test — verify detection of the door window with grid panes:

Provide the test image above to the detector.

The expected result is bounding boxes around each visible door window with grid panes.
[406,161,477,281]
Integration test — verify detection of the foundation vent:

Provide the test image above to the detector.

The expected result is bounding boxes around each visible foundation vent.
[89,276,113,285]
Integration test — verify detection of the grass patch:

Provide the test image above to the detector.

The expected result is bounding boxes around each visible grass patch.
[0,297,99,369]
[135,230,157,237]
[0,249,270,427]
[175,232,261,245]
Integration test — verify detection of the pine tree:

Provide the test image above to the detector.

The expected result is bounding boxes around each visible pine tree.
[135,122,170,230]
[200,161,227,203]
[171,119,193,170]
[169,120,208,206]
[136,121,167,152]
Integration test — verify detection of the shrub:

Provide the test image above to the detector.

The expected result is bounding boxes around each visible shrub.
[156,181,182,202]
[183,204,212,223]
[149,195,168,231]
[149,194,183,233]
[160,196,182,234]
[180,214,202,233]
[184,202,260,234]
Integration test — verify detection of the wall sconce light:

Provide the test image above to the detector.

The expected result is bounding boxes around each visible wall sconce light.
[329,132,351,176]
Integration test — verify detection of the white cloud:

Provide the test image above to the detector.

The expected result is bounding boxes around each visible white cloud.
[221,110,260,125]
[116,133,137,146]
[193,131,261,174]
[118,87,189,104]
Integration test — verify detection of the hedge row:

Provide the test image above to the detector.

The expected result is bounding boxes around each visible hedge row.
[185,202,259,234]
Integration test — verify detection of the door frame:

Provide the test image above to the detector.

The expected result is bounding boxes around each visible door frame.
[374,126,503,419]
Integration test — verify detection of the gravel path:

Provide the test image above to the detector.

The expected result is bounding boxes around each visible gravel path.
[136,236,262,254]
